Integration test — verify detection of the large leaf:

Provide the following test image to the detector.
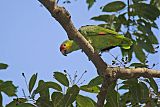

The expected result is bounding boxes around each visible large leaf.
[105,90,120,107]
[35,81,62,93]
[119,84,129,90]
[138,39,155,54]
[0,63,8,70]
[59,85,79,106]
[76,95,95,107]
[138,82,149,103]
[91,14,116,23]
[86,0,95,9]
[129,63,148,68]
[149,78,158,93]
[133,43,146,63]
[6,98,34,107]
[119,92,131,106]
[0,81,17,96]
[148,35,159,44]
[35,80,50,101]
[123,79,149,105]
[88,76,103,86]
[150,0,160,11]
[133,0,148,3]
[36,96,52,107]
[130,3,160,21]
[103,1,126,12]
[51,92,63,107]
[80,85,100,93]
[6,103,35,107]
[45,82,62,91]
[53,72,69,87]
[29,73,37,93]
[128,82,140,105]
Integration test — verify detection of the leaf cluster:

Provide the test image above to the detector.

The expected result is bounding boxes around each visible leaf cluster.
[90,0,160,67]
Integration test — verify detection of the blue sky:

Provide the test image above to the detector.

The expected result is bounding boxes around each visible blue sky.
[0,0,159,105]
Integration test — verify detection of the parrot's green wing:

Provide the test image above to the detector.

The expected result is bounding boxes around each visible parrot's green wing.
[86,35,132,52]
[79,25,119,36]
[78,25,132,51]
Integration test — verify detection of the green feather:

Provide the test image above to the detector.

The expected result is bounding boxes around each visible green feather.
[79,25,119,36]
[61,25,133,55]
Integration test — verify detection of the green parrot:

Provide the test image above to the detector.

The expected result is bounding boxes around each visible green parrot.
[60,25,132,56]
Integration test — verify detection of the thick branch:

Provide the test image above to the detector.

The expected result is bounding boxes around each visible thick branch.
[114,67,160,78]
[96,76,117,107]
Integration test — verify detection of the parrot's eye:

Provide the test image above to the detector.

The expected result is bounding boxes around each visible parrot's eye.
[63,44,66,46]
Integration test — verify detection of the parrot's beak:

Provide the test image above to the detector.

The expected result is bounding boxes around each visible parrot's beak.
[60,45,67,56]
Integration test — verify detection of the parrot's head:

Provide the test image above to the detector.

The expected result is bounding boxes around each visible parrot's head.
[60,40,74,56]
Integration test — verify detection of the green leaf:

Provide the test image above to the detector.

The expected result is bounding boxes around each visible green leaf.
[130,3,160,21]
[53,72,69,87]
[34,81,62,94]
[29,73,37,93]
[137,39,155,54]
[91,14,116,23]
[6,103,35,107]
[151,21,159,29]
[59,85,79,106]
[139,82,149,103]
[0,63,8,70]
[129,63,148,68]
[123,79,148,106]
[51,92,63,107]
[149,78,158,93]
[133,0,147,3]
[45,82,62,91]
[119,84,129,90]
[0,81,17,96]
[80,85,100,93]
[35,97,52,107]
[88,76,103,86]
[129,83,140,105]
[103,1,126,12]
[35,80,50,101]
[148,35,159,44]
[76,95,95,107]
[133,43,146,63]
[86,0,95,9]
[105,90,120,107]
[0,92,2,107]
[0,80,3,84]
[6,98,33,107]
[119,92,131,106]
[150,0,160,11]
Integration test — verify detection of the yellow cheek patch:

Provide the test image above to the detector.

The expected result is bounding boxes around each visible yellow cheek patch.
[65,42,72,50]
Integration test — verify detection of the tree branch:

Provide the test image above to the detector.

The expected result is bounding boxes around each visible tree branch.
[36,0,160,106]
[96,76,117,107]
[114,67,160,78]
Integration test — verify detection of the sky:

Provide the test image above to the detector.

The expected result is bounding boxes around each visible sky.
[0,0,160,105]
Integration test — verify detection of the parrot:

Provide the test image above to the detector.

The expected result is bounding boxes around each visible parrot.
[60,25,133,56]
